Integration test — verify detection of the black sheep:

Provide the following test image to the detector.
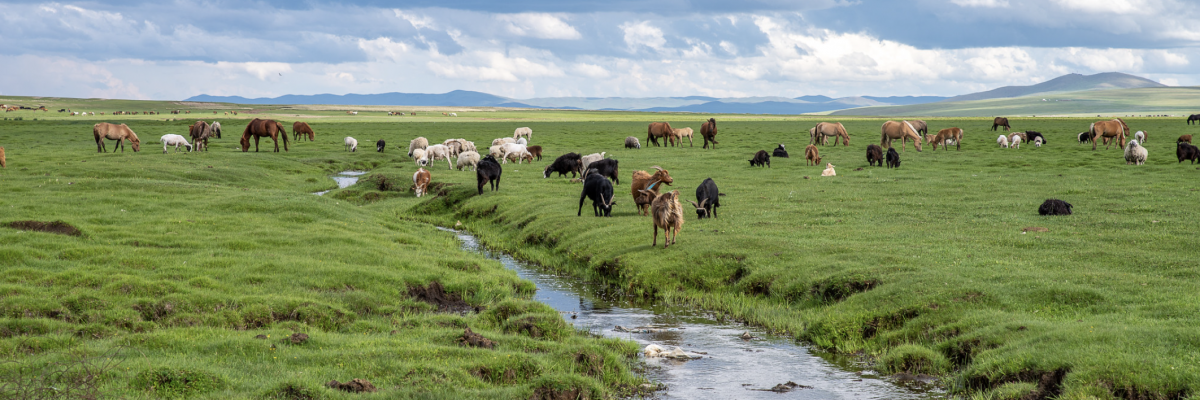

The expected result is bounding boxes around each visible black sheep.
[376,139,386,152]
[544,152,582,178]
[476,155,502,195]
[772,144,789,158]
[1077,132,1092,144]
[1026,131,1046,145]
[1177,142,1200,164]
[886,147,900,168]
[1039,199,1073,216]
[690,178,720,219]
[749,150,770,168]
[578,171,616,217]
[867,144,884,167]
[584,158,619,184]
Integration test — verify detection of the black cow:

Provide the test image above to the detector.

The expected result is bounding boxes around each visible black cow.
[690,178,720,219]
[476,155,502,195]
[749,150,770,168]
[584,158,619,184]
[544,152,582,178]
[886,147,900,168]
[772,144,789,158]
[578,171,616,217]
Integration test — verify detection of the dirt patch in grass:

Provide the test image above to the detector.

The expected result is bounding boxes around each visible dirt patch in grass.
[6,220,82,236]
[287,332,309,345]
[325,378,377,393]
[261,382,325,400]
[574,352,604,377]
[530,386,583,400]
[407,281,480,314]
[457,327,495,349]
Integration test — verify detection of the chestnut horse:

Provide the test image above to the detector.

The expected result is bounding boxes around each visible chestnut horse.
[293,121,315,142]
[93,122,141,153]
[647,122,673,147]
[241,118,289,152]
[931,127,963,151]
[1091,118,1128,150]
[880,120,923,152]
[701,118,718,149]
[992,117,1011,131]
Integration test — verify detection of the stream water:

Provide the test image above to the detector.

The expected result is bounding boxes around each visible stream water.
[314,170,366,195]
[325,172,946,399]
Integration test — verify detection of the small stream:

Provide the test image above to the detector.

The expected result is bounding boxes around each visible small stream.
[314,170,366,195]
[323,172,946,399]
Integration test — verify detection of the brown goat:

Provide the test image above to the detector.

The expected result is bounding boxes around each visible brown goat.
[805,145,821,166]
[1179,135,1193,144]
[413,168,431,198]
[527,145,543,161]
[644,189,684,248]
[630,166,673,216]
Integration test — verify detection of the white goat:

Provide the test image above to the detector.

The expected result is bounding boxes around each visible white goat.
[423,144,454,169]
[344,137,358,152]
[997,135,1009,148]
[160,134,192,153]
[1124,139,1148,165]
[456,151,481,171]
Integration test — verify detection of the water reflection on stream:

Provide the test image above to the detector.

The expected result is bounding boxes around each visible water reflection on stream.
[314,170,366,196]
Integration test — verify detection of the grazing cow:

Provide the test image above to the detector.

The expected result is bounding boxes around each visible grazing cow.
[413,168,431,197]
[584,158,620,184]
[992,117,1011,131]
[293,122,315,141]
[690,178,720,219]
[866,144,884,167]
[749,150,771,168]
[578,171,617,217]
[772,144,789,158]
[1187,114,1200,125]
[476,155,502,195]
[376,139,386,152]
[1176,142,1200,164]
[625,136,641,149]
[880,120,923,152]
[544,152,583,178]
[93,123,141,153]
[804,145,820,166]
[886,147,900,168]
[648,122,674,147]
[701,118,719,149]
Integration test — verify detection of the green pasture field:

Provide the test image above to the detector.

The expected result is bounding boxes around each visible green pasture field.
[2,104,1200,399]
[831,86,1200,117]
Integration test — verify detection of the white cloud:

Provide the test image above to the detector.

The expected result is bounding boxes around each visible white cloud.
[572,63,610,78]
[620,21,666,52]
[1058,48,1143,71]
[1159,77,1179,86]
[1053,0,1149,14]
[358,37,410,62]
[719,41,738,55]
[497,13,582,40]
[951,0,1010,7]
[216,61,293,80]
[394,10,435,30]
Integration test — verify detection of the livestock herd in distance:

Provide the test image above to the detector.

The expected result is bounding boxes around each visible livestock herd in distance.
[76,114,1200,248]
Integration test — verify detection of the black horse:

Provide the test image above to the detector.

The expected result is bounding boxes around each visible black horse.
[1187,114,1200,125]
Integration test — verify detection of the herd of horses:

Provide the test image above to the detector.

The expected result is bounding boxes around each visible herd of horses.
[90,118,293,154]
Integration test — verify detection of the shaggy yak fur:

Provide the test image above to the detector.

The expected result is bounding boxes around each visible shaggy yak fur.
[476,155,502,195]
[544,152,582,178]
[886,147,901,168]
[1177,142,1200,164]
[749,150,771,167]
[772,144,789,158]
[866,144,884,167]
[1039,199,1073,216]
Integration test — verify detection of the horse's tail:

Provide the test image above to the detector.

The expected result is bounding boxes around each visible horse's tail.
[279,122,290,151]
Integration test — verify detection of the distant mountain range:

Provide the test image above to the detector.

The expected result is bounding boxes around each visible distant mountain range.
[185,72,1168,115]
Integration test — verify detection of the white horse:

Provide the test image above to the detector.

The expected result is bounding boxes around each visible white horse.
[160,134,193,153]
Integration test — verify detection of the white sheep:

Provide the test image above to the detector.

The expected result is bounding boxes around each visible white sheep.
[504,149,533,164]
[344,137,358,152]
[456,151,481,171]
[513,127,532,139]
[412,148,429,166]
[423,144,454,169]
[997,135,1009,148]
[580,152,606,172]
[1124,139,1148,165]
[160,134,192,153]
[460,140,477,153]
[515,137,528,146]
[1010,134,1021,149]
[408,137,429,157]
[1034,137,1044,147]
[499,143,528,164]
[821,163,836,176]
[488,145,504,159]
[491,137,516,147]
[1134,130,1146,143]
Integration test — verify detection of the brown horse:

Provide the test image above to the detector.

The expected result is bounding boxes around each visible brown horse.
[909,120,928,135]
[931,127,963,151]
[93,122,141,153]
[670,127,694,147]
[810,122,850,146]
[189,120,209,150]
[880,121,923,152]
[192,121,222,151]
[647,122,673,147]
[701,118,719,149]
[240,118,289,152]
[992,117,1011,131]
[293,121,315,141]
[0,146,5,168]
[1091,119,1128,150]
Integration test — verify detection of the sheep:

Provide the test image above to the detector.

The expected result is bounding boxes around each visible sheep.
[424,144,454,169]
[804,145,820,166]
[631,166,673,216]
[998,135,1010,148]
[516,137,528,146]
[822,163,836,177]
[886,147,900,168]
[412,148,429,166]
[584,158,619,184]
[625,136,641,149]
[442,138,463,157]
[376,139,386,152]
[1039,199,1073,216]
[1025,131,1045,145]
[457,150,481,171]
[408,137,428,157]
[1134,130,1146,143]
[488,145,504,159]
[1124,139,1147,165]
[500,143,529,164]
[160,134,193,153]
[492,137,516,147]
[749,150,770,168]
[1010,134,1022,149]
[1078,132,1093,144]
[476,154,502,195]
[689,178,719,219]
[770,144,788,158]
[644,189,684,248]
[513,127,532,139]
[867,144,884,167]
[344,137,358,152]
[581,152,606,173]
[504,149,534,164]
[578,171,616,217]
[1034,137,1044,147]
[413,168,431,197]
[1178,135,1193,144]
[544,152,583,178]
[460,140,477,153]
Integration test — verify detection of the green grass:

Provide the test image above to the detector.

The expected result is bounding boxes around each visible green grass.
[831,87,1200,117]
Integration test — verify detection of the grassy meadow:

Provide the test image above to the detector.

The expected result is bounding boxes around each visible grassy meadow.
[2,98,1200,399]
[830,86,1200,117]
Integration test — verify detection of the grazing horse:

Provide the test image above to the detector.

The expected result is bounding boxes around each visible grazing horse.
[1187,114,1200,125]
[671,127,694,147]
[701,118,718,149]
[880,121,923,152]
[810,122,850,146]
[93,122,141,153]
[931,127,963,151]
[193,121,221,151]
[909,120,928,136]
[1091,119,1128,150]
[992,117,1011,131]
[293,121,315,141]
[647,122,673,147]
[240,118,289,152]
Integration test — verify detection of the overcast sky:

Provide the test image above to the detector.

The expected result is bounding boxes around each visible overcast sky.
[1,0,1197,100]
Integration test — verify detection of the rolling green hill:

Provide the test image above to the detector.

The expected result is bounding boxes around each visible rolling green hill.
[830,87,1200,117]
